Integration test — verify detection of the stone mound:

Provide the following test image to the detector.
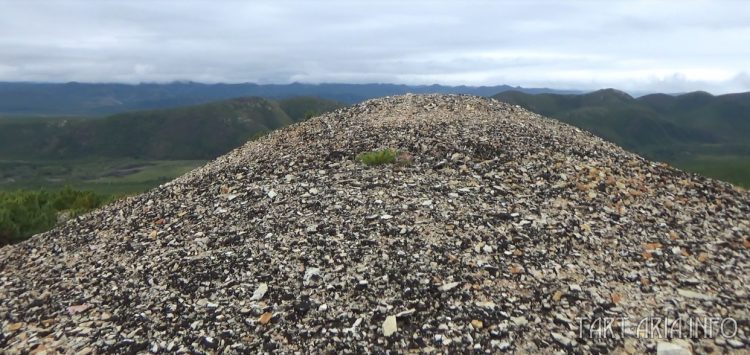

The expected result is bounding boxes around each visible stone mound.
[2,94,749,353]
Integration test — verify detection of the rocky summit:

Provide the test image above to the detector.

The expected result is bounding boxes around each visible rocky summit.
[1,94,749,354]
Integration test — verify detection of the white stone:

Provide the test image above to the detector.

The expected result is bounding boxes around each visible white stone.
[551,332,574,348]
[396,309,415,317]
[304,268,321,281]
[439,281,460,291]
[475,301,496,309]
[677,289,715,300]
[656,340,692,355]
[383,315,397,336]
[727,338,745,348]
[249,283,268,301]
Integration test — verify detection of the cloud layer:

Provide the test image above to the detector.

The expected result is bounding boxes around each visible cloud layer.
[1,0,748,93]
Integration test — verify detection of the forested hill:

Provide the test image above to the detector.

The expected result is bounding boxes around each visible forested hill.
[0,96,343,160]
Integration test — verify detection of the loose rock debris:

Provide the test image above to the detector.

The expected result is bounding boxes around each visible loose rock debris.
[1,94,749,353]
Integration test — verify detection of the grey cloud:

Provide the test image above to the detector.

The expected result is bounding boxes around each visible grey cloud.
[0,0,748,93]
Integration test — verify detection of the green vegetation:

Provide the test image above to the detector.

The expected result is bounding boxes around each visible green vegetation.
[0,98,283,160]
[0,187,109,245]
[0,96,344,161]
[358,149,398,166]
[0,159,206,195]
[671,155,750,188]
[0,158,205,245]
[493,89,750,187]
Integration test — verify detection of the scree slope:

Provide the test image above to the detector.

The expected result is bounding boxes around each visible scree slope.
[2,94,749,353]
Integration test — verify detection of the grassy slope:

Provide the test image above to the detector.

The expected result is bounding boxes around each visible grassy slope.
[671,155,750,188]
[493,90,750,187]
[0,159,206,195]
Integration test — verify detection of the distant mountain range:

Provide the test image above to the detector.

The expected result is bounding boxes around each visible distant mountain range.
[493,89,750,186]
[0,82,581,115]
[0,96,342,160]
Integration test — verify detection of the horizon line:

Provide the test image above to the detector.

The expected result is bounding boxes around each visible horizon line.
[2,80,738,96]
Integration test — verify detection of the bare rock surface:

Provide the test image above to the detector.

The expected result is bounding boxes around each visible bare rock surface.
[1,94,749,353]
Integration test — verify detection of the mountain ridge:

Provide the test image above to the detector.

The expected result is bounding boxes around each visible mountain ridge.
[0,81,581,115]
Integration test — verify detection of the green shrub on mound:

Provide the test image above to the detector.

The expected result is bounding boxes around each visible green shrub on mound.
[357,148,398,166]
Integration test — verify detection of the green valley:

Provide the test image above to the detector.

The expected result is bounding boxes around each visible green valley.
[0,96,344,194]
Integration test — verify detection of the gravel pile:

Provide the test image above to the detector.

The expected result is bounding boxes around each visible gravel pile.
[2,94,749,354]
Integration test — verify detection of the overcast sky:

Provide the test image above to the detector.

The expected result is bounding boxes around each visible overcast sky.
[1,0,748,93]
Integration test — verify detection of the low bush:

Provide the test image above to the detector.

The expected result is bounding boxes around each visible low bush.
[357,149,398,166]
[0,187,109,246]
